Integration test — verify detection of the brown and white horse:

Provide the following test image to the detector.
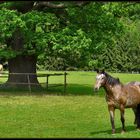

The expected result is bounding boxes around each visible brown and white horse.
[94,69,140,134]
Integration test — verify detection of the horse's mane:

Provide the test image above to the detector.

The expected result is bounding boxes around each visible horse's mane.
[104,72,120,86]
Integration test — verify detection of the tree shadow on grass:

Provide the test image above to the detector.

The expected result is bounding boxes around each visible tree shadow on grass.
[90,125,137,136]
[0,83,105,96]
[45,83,105,96]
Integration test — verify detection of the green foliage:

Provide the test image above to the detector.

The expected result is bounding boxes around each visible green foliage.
[0,8,21,40]
[0,3,92,63]
[92,18,140,72]
[0,7,60,58]
[0,8,23,58]
[83,2,140,72]
[67,2,124,51]
[37,28,92,70]
[38,2,126,71]
[20,10,60,55]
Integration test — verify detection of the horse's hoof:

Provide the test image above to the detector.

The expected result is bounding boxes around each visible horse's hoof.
[112,132,115,135]
[112,130,115,135]
[121,130,125,134]
[136,128,140,131]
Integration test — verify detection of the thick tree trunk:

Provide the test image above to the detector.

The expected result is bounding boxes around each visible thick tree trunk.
[6,55,40,88]
[5,28,41,88]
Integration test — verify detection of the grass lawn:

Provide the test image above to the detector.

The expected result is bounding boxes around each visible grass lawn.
[0,71,140,138]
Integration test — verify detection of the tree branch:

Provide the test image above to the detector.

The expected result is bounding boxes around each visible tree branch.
[123,2,140,8]
[33,1,91,10]
[73,1,91,7]
[0,1,91,13]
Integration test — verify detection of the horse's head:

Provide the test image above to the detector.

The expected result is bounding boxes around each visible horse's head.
[94,69,107,92]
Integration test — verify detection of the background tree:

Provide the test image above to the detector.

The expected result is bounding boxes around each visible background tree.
[97,2,140,72]
[37,2,126,71]
[85,2,140,73]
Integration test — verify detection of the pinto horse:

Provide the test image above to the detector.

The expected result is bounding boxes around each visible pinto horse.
[94,69,140,134]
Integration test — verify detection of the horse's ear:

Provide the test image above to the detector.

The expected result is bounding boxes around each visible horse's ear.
[117,77,120,82]
[101,69,105,74]
[95,68,99,73]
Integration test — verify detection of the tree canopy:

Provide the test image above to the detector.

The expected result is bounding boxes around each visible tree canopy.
[0,1,140,74]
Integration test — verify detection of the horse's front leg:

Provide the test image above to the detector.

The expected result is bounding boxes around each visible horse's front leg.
[108,105,115,134]
[120,104,125,133]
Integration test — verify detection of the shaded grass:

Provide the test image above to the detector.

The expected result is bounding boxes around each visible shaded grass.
[1,71,139,96]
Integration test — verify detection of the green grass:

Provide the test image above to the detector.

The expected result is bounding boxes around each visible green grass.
[0,71,140,138]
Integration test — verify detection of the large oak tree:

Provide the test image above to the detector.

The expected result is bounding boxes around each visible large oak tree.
[0,1,91,87]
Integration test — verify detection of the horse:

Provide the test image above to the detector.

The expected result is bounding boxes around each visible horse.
[94,69,140,134]
[0,64,3,76]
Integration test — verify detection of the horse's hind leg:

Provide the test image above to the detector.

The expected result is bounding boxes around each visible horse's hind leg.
[136,104,140,129]
[132,107,137,125]
[120,105,125,133]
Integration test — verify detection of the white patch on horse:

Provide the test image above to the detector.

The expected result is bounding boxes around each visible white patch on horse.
[96,74,105,80]
[133,82,140,86]
[109,110,114,118]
